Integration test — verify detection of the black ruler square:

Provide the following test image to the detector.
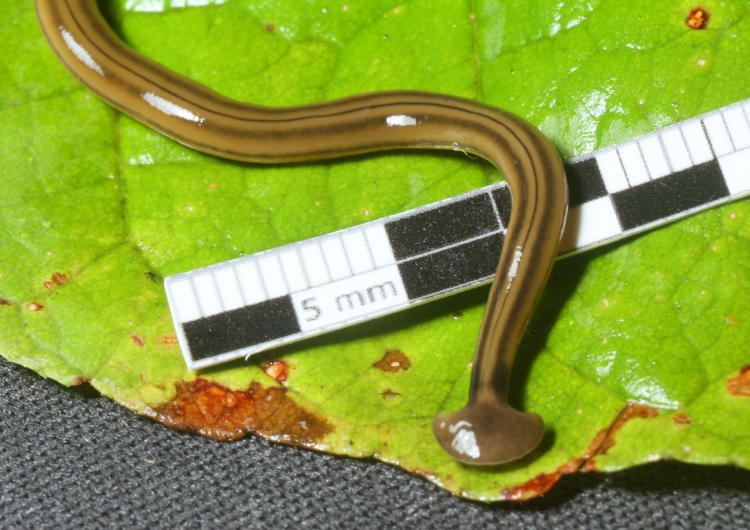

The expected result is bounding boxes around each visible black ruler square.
[612,160,728,230]
[491,185,512,227]
[398,233,503,300]
[385,194,499,260]
[183,296,300,361]
[565,157,608,207]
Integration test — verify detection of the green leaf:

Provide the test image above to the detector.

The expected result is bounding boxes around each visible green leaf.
[2,0,749,501]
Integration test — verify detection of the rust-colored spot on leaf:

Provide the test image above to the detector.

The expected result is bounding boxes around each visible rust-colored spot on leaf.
[0,299,9,306]
[43,272,68,290]
[685,7,709,29]
[131,334,146,347]
[373,349,411,372]
[265,23,275,32]
[262,360,289,383]
[380,389,401,399]
[151,378,333,444]
[578,403,658,471]
[672,412,693,424]
[72,376,90,386]
[157,333,179,345]
[726,314,741,326]
[727,365,750,397]
[27,301,44,311]
[501,472,562,502]
[505,401,660,499]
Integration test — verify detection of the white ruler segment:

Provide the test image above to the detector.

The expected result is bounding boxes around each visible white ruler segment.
[166,98,750,370]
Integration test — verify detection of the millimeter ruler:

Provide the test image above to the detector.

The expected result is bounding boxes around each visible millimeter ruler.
[166,98,750,370]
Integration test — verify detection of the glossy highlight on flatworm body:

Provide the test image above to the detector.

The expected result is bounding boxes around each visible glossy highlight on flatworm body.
[36,0,568,465]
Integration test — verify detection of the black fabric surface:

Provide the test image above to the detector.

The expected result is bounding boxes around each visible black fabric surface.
[2,356,749,529]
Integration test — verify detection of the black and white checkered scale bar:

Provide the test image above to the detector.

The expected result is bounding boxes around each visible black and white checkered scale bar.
[166,98,750,370]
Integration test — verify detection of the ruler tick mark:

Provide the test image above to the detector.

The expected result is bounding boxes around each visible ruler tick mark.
[615,148,632,187]
[700,119,717,159]
[656,132,674,174]
[720,111,737,151]
[295,246,312,289]
[362,226,380,270]
[741,103,750,129]
[678,125,695,166]
[188,276,205,319]
[636,141,652,179]
[210,268,226,313]
[231,265,248,306]
[487,189,505,231]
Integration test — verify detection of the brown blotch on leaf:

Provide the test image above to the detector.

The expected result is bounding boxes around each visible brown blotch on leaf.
[265,23,275,32]
[502,473,562,502]
[262,360,289,383]
[0,299,10,306]
[151,378,332,444]
[672,412,693,425]
[157,333,179,345]
[373,349,411,372]
[43,272,68,290]
[501,402,659,501]
[380,389,401,399]
[27,302,44,311]
[727,365,750,397]
[72,376,90,386]
[131,334,146,347]
[577,403,659,471]
[726,314,741,326]
[685,7,709,29]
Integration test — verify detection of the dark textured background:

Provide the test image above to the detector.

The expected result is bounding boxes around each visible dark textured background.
[2,355,749,529]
